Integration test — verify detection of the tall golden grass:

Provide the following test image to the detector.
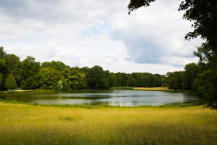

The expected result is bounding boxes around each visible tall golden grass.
[0,102,217,145]
[133,87,171,91]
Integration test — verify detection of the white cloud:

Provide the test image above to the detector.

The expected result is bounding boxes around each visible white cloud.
[110,0,202,65]
[0,0,202,74]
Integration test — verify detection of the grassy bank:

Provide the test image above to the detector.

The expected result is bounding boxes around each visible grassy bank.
[0,102,217,145]
[133,87,171,91]
[111,87,171,91]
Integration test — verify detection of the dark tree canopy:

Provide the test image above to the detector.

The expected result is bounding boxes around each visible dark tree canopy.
[179,0,217,42]
[179,0,217,68]
[128,0,155,14]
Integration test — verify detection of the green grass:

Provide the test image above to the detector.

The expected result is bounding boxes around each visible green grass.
[0,102,217,145]
[111,87,134,90]
[0,89,55,95]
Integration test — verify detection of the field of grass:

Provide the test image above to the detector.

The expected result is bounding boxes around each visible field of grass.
[0,102,217,145]
[133,87,171,91]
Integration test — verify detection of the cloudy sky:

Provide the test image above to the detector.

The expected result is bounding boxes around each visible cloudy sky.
[0,0,202,74]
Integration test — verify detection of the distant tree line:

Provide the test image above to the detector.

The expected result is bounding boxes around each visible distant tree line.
[0,46,217,108]
[166,61,217,108]
[0,47,166,91]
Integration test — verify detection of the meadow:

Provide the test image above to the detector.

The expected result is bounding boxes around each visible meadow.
[0,102,217,145]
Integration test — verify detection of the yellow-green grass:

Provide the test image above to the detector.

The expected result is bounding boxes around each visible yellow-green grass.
[133,87,171,91]
[0,102,217,145]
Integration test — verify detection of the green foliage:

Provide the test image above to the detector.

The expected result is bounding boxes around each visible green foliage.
[109,73,118,87]
[39,67,61,89]
[0,59,6,69]
[181,63,198,90]
[0,46,6,59]
[0,47,9,91]
[66,68,87,90]
[4,54,20,73]
[193,69,217,108]
[167,72,183,90]
[42,61,69,72]
[2,48,165,91]
[128,0,217,108]
[2,56,166,90]
[11,62,23,87]
[179,0,217,43]
[130,73,164,87]
[0,46,216,108]
[86,66,111,89]
[0,73,2,86]
[20,76,39,90]
[179,1,217,108]
[5,74,18,90]
[56,80,63,91]
[20,56,40,90]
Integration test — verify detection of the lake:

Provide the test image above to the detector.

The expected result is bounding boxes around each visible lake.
[0,90,198,106]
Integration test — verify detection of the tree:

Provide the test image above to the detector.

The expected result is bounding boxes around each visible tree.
[0,59,7,90]
[128,0,217,107]
[167,71,183,90]
[152,74,163,87]
[178,0,217,43]
[39,67,61,89]
[181,63,199,90]
[66,68,87,90]
[42,61,69,73]
[3,54,21,88]
[128,0,155,14]
[109,73,118,87]
[86,66,111,89]
[0,46,6,59]
[20,56,40,90]
[56,80,63,91]
[4,54,20,73]
[0,73,2,86]
[0,47,8,90]
[11,62,23,87]
[178,0,217,107]
[5,74,18,90]
[193,69,217,108]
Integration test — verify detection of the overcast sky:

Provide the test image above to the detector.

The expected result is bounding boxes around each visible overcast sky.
[0,0,202,74]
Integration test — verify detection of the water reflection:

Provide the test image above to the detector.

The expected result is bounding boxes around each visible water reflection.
[0,90,198,106]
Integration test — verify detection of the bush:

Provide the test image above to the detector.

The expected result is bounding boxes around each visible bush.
[5,74,18,90]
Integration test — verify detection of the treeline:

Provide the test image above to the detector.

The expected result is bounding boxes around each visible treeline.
[167,62,217,108]
[0,47,166,91]
[1,46,216,107]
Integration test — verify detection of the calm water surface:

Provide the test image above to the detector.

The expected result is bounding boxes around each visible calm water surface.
[0,90,198,106]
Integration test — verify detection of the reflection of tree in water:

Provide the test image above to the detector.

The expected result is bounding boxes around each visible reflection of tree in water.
[0,90,199,106]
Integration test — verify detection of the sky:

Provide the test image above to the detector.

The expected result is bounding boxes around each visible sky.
[0,0,202,74]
